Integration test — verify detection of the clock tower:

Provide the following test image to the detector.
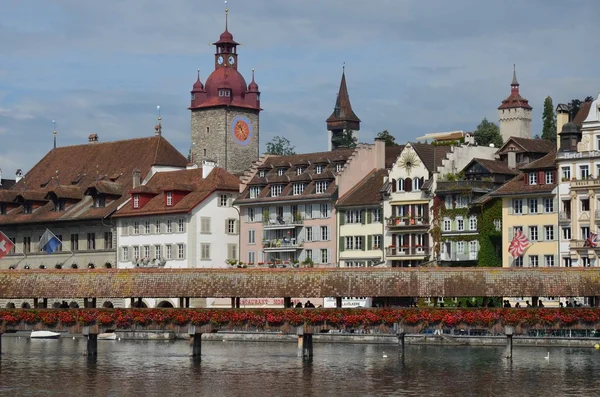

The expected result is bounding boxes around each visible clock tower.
[190,6,261,175]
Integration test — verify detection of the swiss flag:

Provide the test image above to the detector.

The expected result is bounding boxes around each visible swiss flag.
[0,232,14,260]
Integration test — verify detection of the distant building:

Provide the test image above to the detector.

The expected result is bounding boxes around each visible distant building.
[0,169,16,190]
[326,69,361,151]
[498,67,532,142]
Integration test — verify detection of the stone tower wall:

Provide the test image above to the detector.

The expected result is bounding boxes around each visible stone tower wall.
[498,107,532,142]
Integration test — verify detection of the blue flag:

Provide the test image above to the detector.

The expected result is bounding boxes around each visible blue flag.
[38,229,61,254]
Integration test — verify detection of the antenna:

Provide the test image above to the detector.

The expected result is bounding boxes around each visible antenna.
[155,106,162,136]
[52,119,57,149]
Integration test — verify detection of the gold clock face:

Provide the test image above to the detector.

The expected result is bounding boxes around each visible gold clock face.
[231,116,253,146]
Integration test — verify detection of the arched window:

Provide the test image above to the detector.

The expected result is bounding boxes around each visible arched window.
[397,178,405,192]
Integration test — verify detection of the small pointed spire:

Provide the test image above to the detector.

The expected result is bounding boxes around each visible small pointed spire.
[224,1,228,31]
[251,68,255,82]
[512,64,519,86]
[52,119,57,149]
[155,105,162,136]
[197,68,201,81]
[342,61,345,74]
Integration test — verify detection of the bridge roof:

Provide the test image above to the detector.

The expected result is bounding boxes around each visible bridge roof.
[1,268,599,299]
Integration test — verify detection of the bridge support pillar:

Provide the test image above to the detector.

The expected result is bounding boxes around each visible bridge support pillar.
[0,332,3,357]
[284,297,292,308]
[179,297,184,308]
[42,298,48,309]
[504,326,514,360]
[33,298,39,308]
[296,327,313,359]
[92,298,96,308]
[189,326,202,358]
[336,297,342,308]
[396,325,405,355]
[186,297,190,308]
[82,326,98,356]
[230,298,240,308]
[84,298,89,308]
[130,298,135,307]
[137,297,143,307]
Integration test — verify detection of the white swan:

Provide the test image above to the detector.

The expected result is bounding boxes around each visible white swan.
[545,352,550,360]
[383,352,388,358]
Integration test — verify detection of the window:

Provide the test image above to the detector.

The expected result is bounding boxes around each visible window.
[248,229,256,244]
[306,226,313,242]
[373,208,382,222]
[456,195,469,208]
[200,243,210,260]
[155,220,161,233]
[562,227,571,240]
[87,233,96,250]
[166,219,173,233]
[315,181,329,194]
[247,251,256,264]
[561,166,571,181]
[133,194,140,208]
[144,221,151,234]
[177,244,185,259]
[514,256,523,267]
[493,219,501,232]
[248,208,255,222]
[227,244,237,260]
[178,218,185,232]
[513,199,523,214]
[563,257,572,267]
[529,199,538,214]
[469,216,477,231]
[320,248,328,264]
[316,165,323,174]
[305,249,313,261]
[165,245,172,260]
[134,221,140,234]
[545,171,554,184]
[529,172,537,185]
[320,203,330,218]
[23,236,31,253]
[144,245,150,259]
[296,167,304,175]
[104,232,113,249]
[277,168,285,176]
[305,204,312,219]
[70,234,78,251]
[444,195,452,209]
[413,178,421,191]
[293,183,305,196]
[166,192,173,206]
[545,255,554,267]
[457,218,464,231]
[529,255,539,267]
[336,163,343,173]
[581,226,590,240]
[456,241,464,254]
[580,165,590,179]
[227,219,237,234]
[155,245,162,259]
[258,170,266,178]
[582,257,591,267]
[219,195,229,207]
[544,225,554,241]
[54,199,65,212]
[270,185,283,197]
[249,186,261,199]
[544,198,554,213]
[200,217,211,234]
[529,226,538,241]
[373,235,382,249]
[320,226,329,241]
[443,219,451,232]
[23,202,32,214]
[581,198,590,212]
[346,210,362,223]
[398,179,405,192]
[345,236,363,250]
[122,246,129,261]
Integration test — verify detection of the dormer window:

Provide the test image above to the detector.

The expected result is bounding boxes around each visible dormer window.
[259,170,266,178]
[316,165,323,174]
[0,203,7,215]
[218,89,231,97]
[133,194,140,209]
[336,163,343,173]
[54,199,65,212]
[529,172,537,185]
[315,181,329,194]
[93,195,106,208]
[271,184,283,197]
[545,171,554,184]
[277,168,285,176]
[296,167,304,175]
[23,202,33,214]
[166,192,173,206]
[249,186,262,199]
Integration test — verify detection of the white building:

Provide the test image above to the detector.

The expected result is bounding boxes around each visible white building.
[113,164,240,308]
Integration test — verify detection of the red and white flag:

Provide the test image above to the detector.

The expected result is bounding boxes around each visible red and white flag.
[0,231,14,260]
[508,229,530,258]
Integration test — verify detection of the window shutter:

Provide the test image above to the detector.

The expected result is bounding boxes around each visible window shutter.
[367,210,372,224]
[392,179,397,192]
[327,248,332,264]
[256,209,262,223]
[182,244,187,260]
[362,236,367,251]
[367,235,373,250]
[122,223,129,236]
[339,236,345,252]
[327,226,331,241]
[235,220,239,234]
[508,201,513,215]
[225,219,229,234]
[405,178,412,192]
[538,171,545,184]
[361,210,366,225]
[339,211,346,225]
[509,227,514,241]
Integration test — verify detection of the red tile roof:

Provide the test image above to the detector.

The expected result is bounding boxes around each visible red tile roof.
[519,150,557,170]
[466,158,519,176]
[410,143,453,172]
[574,101,592,127]
[491,174,556,196]
[337,169,386,207]
[496,137,555,155]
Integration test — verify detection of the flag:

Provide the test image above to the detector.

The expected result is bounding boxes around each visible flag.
[584,232,598,248]
[0,231,14,260]
[38,229,61,254]
[508,229,530,258]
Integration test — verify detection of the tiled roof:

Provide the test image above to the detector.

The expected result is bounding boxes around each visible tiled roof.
[574,101,592,127]
[491,173,556,197]
[236,149,355,204]
[46,185,84,200]
[498,92,532,110]
[384,145,405,168]
[337,169,386,207]
[0,136,188,225]
[519,150,557,170]
[497,137,555,154]
[467,158,519,175]
[326,72,361,127]
[0,178,16,190]
[113,167,239,218]
[411,143,453,172]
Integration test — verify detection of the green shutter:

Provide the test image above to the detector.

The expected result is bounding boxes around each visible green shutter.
[367,235,373,250]
[339,211,346,225]
[362,236,366,251]
[339,236,345,252]
[361,210,366,225]
[366,210,372,224]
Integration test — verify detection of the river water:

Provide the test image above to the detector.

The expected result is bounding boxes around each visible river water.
[1,336,600,397]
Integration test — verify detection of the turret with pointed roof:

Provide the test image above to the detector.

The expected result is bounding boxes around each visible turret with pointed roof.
[326,67,361,151]
[497,65,532,142]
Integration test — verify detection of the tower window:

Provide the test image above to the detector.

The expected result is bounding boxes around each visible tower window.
[204,149,207,157]
[206,127,210,133]
[316,165,323,174]
[218,89,231,97]
[191,93,195,101]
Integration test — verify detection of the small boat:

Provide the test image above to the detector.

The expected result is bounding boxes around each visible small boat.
[98,332,117,340]
[30,330,61,339]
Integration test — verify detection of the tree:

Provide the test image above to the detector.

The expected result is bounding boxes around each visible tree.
[375,130,398,147]
[541,96,556,143]
[336,129,358,148]
[568,96,594,121]
[474,118,503,148]
[265,136,296,156]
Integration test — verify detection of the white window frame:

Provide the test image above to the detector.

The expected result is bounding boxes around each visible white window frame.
[529,226,538,241]
[443,218,451,232]
[219,194,229,207]
[166,192,173,206]
[580,165,590,179]
[456,217,464,231]
[469,216,477,231]
[398,179,405,192]
[529,172,537,185]
[544,255,554,267]
[248,229,256,244]
[178,218,185,232]
[249,186,261,199]
[545,225,554,241]
[316,165,323,174]
[271,185,283,197]
[293,183,305,196]
[545,171,553,184]
[513,199,523,214]
[122,246,129,261]
[133,194,140,208]
[544,198,554,213]
[561,166,571,181]
[529,198,538,214]
[315,181,329,194]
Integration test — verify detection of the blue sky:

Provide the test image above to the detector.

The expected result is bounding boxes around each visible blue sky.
[1,0,599,177]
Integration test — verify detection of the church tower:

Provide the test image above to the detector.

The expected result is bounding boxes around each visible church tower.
[326,67,361,151]
[190,6,261,174]
[497,66,532,142]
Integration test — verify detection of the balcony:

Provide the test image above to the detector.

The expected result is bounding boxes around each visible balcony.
[386,216,429,229]
[263,216,304,229]
[571,178,600,189]
[570,239,599,249]
[440,252,477,262]
[386,246,430,256]
[436,180,496,193]
[559,212,571,223]
[262,238,303,252]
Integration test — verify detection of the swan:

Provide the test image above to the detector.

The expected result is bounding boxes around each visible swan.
[545,352,550,360]
[383,352,388,358]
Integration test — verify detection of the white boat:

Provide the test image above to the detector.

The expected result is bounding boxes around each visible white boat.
[30,330,61,339]
[98,332,117,340]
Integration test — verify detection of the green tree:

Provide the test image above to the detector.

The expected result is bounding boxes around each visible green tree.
[568,96,594,121]
[265,136,296,156]
[375,130,398,147]
[474,118,503,148]
[541,96,557,143]
[332,129,358,149]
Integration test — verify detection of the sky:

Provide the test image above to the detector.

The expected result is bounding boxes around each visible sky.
[1,0,599,178]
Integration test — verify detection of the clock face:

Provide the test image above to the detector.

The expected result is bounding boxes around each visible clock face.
[231,116,253,146]
[217,55,224,65]
[228,55,235,65]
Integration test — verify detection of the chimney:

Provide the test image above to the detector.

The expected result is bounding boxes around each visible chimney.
[556,104,570,151]
[507,151,516,169]
[202,160,216,178]
[132,169,141,188]
[88,133,99,144]
[15,169,23,183]
[374,138,385,169]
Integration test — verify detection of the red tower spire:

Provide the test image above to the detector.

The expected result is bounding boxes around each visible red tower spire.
[498,65,532,111]
[326,65,361,132]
